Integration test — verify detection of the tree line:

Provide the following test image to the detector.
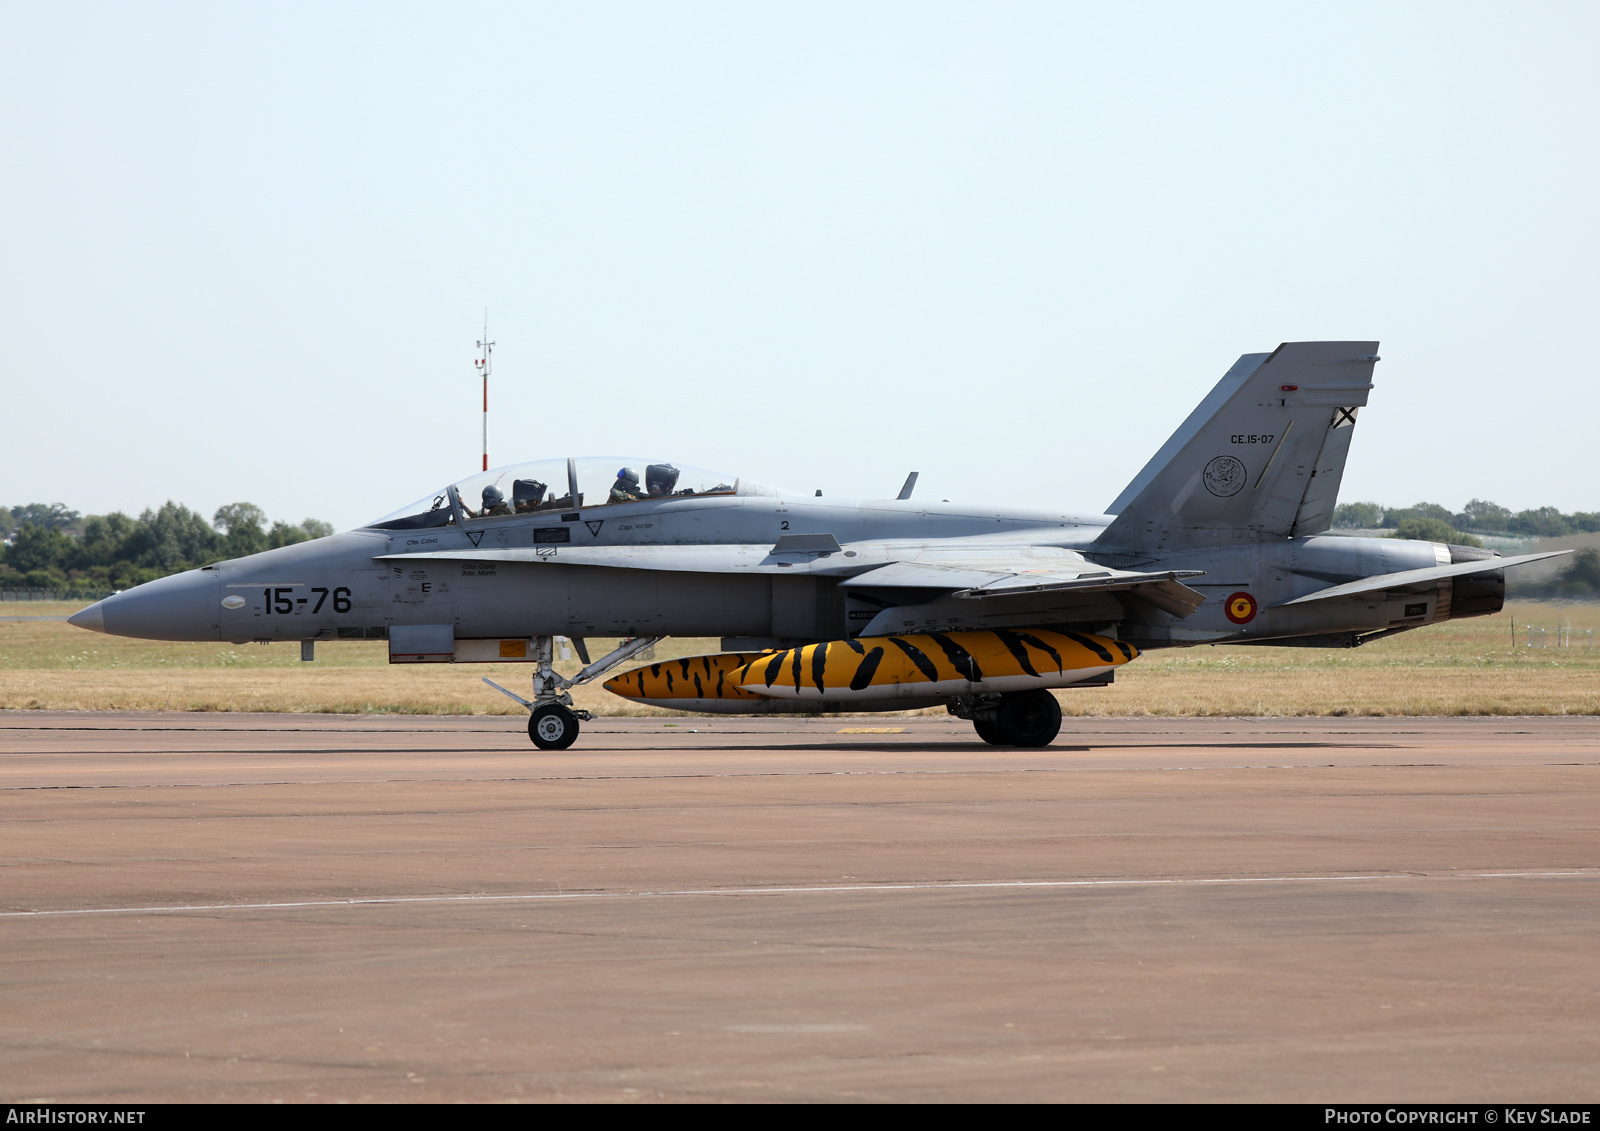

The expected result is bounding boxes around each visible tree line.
[0,502,333,592]
[6,495,1597,597]
[1332,499,1600,546]
[1331,499,1600,598]
[1513,549,1600,599]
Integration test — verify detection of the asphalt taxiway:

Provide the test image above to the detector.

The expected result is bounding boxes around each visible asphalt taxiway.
[1,711,1597,1102]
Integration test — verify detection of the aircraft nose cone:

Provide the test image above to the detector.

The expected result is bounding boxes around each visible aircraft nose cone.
[96,568,222,642]
[67,601,107,633]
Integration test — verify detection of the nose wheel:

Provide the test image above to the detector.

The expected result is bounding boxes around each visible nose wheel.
[529,703,580,750]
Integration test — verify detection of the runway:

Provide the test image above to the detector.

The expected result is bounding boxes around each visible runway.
[1,711,1597,1102]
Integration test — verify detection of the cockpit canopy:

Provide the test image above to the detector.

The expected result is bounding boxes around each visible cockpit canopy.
[366,457,746,530]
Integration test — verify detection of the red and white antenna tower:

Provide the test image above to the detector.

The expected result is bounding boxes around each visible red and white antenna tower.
[474,311,494,471]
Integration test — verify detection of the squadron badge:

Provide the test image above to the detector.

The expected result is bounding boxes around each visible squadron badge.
[1203,455,1247,497]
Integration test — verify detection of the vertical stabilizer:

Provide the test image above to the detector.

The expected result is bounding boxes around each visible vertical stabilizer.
[1097,342,1377,552]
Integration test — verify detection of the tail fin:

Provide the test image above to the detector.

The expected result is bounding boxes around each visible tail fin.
[1097,342,1378,552]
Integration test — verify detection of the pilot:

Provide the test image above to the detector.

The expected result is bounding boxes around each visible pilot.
[610,467,642,503]
[645,463,681,497]
[480,485,512,517]
[512,478,547,513]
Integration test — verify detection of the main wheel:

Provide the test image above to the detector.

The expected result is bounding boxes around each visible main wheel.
[973,718,1005,745]
[994,690,1062,747]
[529,704,580,750]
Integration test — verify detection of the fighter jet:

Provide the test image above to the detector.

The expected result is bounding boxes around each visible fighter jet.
[68,341,1565,749]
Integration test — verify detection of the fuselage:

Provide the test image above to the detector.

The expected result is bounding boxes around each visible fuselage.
[69,486,1501,650]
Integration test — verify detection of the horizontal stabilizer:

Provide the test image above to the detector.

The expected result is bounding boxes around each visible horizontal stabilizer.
[1272,551,1570,607]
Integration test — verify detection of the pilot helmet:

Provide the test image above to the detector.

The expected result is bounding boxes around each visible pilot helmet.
[645,463,680,496]
[482,485,505,509]
[615,467,641,488]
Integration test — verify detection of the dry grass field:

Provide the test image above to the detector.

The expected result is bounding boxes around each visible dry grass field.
[3,600,1598,718]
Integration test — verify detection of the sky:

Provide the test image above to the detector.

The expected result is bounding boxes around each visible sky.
[2,2,1597,532]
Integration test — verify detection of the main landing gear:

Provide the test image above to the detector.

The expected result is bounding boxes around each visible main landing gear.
[483,635,661,751]
[950,690,1062,748]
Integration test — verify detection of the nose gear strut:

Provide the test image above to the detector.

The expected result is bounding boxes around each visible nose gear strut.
[483,635,662,750]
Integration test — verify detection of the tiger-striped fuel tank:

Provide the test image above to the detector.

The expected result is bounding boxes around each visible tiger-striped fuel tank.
[601,649,771,703]
[601,649,949,714]
[732,628,1136,703]
[602,652,775,711]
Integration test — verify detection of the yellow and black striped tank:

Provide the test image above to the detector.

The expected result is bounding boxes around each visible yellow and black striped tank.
[603,651,771,708]
[603,629,1136,710]
[731,628,1135,701]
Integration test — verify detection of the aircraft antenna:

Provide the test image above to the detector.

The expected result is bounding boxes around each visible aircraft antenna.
[474,311,495,471]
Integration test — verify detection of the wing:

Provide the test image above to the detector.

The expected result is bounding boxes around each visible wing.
[840,560,1207,619]
[375,544,779,570]
[375,536,1208,633]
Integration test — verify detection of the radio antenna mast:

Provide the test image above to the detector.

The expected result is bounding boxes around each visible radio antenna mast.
[474,311,494,471]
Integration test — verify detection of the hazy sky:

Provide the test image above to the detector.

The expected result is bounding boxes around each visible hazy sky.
[3,3,1597,531]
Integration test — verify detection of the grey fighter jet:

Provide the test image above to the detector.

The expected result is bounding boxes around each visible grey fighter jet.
[69,342,1565,749]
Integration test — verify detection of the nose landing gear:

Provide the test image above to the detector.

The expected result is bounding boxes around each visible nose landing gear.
[483,635,661,750]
